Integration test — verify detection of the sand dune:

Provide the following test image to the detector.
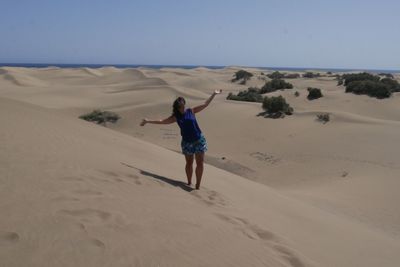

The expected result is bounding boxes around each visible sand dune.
[81,67,104,77]
[2,96,400,266]
[1,67,400,266]
[0,67,48,87]
[0,97,313,266]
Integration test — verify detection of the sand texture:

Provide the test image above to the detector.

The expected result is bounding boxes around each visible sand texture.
[1,66,400,266]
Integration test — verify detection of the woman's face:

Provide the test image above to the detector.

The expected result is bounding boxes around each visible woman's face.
[178,98,185,111]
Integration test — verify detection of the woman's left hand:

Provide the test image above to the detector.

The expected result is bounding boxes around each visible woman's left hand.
[140,119,147,126]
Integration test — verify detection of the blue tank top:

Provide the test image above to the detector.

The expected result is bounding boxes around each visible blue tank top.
[176,108,202,142]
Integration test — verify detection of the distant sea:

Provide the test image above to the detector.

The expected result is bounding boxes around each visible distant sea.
[0,63,399,73]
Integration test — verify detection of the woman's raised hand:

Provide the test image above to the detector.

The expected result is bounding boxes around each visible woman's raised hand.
[140,119,147,126]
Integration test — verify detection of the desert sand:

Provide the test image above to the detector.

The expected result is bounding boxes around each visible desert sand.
[1,66,400,266]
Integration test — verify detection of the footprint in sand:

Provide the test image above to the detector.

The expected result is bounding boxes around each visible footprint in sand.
[215,213,242,225]
[273,244,306,267]
[92,169,144,186]
[126,174,142,185]
[71,236,106,251]
[215,214,277,242]
[57,208,111,224]
[73,223,106,249]
[113,177,125,183]
[247,223,277,241]
[250,152,281,164]
[0,231,19,245]
[192,189,227,207]
[52,189,104,203]
[89,170,123,183]
[88,176,112,183]
[214,213,307,267]
[76,222,87,232]
[99,170,120,177]
[88,238,106,249]
[207,190,226,206]
[97,170,141,184]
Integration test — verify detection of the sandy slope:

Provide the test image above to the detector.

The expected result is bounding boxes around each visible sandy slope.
[1,67,400,266]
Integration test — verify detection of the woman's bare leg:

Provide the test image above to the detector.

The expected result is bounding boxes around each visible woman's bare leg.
[195,152,204,189]
[184,154,194,185]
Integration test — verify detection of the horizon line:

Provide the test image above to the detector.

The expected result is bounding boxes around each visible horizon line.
[0,62,399,73]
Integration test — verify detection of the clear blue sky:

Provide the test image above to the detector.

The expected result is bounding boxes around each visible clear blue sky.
[1,0,399,69]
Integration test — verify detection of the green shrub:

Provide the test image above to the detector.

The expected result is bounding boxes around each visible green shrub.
[345,80,392,99]
[262,96,293,116]
[267,71,285,79]
[79,109,121,126]
[379,73,394,79]
[342,72,380,86]
[232,70,253,84]
[317,113,330,123]
[307,87,323,100]
[303,72,320,78]
[341,72,399,98]
[284,73,300,79]
[267,71,300,79]
[380,78,400,92]
[227,87,263,102]
[336,74,344,85]
[260,79,293,93]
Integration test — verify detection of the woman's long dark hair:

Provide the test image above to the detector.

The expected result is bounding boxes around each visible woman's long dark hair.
[172,97,186,119]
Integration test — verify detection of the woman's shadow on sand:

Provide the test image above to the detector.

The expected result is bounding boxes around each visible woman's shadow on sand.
[120,162,194,192]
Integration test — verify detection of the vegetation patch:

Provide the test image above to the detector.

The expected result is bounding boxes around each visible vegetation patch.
[345,80,393,98]
[307,87,323,100]
[337,72,400,99]
[316,113,330,124]
[267,71,285,79]
[303,72,321,78]
[284,73,301,79]
[227,87,263,102]
[231,70,253,85]
[342,72,380,86]
[79,110,121,126]
[260,79,293,93]
[267,71,300,79]
[380,78,400,92]
[259,96,294,118]
[378,73,394,79]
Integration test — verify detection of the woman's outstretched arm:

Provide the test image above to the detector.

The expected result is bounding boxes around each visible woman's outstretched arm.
[140,115,176,126]
[193,89,222,114]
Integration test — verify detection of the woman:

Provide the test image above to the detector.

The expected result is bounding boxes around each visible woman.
[140,90,222,189]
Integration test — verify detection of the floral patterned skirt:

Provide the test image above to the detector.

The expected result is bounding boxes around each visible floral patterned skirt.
[181,134,208,155]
